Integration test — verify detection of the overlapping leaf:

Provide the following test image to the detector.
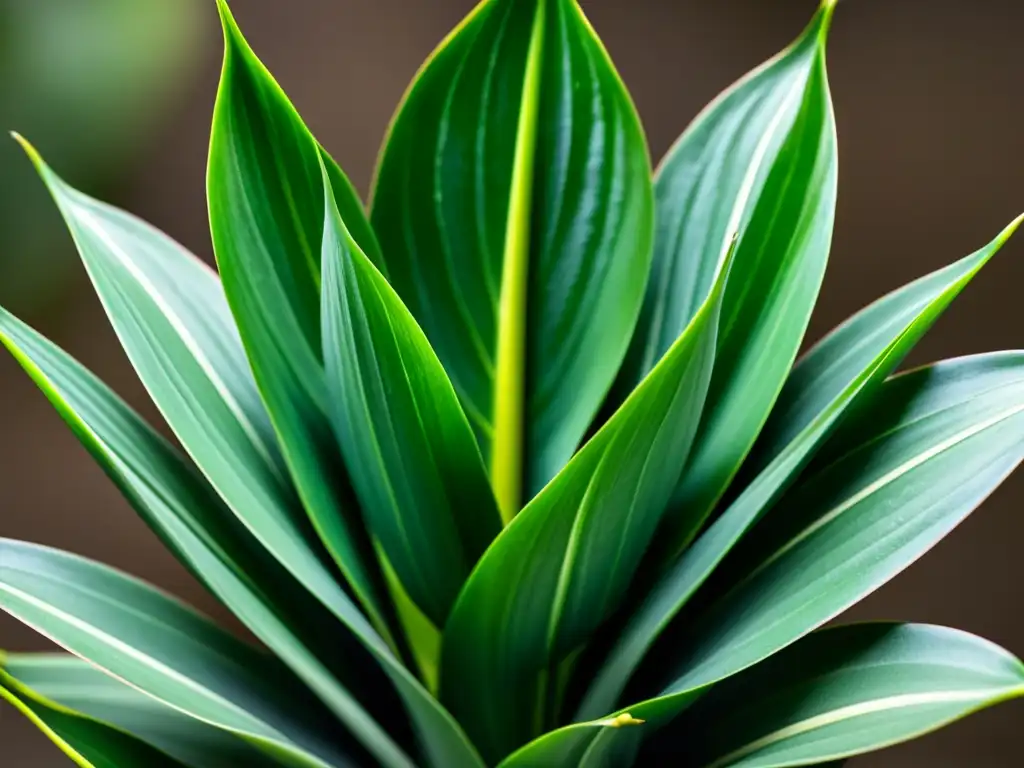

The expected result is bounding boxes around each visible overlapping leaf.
[641,3,839,559]
[646,624,1024,767]
[321,162,502,626]
[0,291,483,767]
[371,0,653,514]
[576,218,1022,719]
[3,654,277,768]
[0,539,362,768]
[208,0,393,633]
[0,305,413,766]
[506,352,1024,761]
[0,661,187,768]
[441,243,733,762]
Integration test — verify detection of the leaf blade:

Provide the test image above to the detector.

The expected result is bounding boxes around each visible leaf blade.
[321,159,502,627]
[207,0,393,635]
[0,539,359,768]
[3,654,277,768]
[371,0,654,507]
[1,663,188,768]
[648,624,1024,767]
[638,5,838,559]
[576,218,1022,719]
[440,244,733,762]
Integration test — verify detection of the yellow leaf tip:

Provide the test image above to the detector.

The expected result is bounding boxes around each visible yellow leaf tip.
[9,132,43,170]
[602,712,645,728]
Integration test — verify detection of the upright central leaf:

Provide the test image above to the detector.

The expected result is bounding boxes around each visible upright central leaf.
[372,0,654,517]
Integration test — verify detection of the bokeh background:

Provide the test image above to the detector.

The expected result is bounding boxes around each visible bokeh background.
[2,0,1023,764]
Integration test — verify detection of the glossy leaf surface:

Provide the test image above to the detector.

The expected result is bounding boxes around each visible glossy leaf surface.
[649,624,1024,767]
[505,352,1024,760]
[208,0,392,633]
[636,352,1024,723]
[577,219,1022,719]
[0,539,358,768]
[322,164,502,625]
[4,654,276,768]
[0,304,483,768]
[0,303,414,767]
[371,0,654,513]
[650,4,838,557]
[0,662,187,768]
[441,246,732,762]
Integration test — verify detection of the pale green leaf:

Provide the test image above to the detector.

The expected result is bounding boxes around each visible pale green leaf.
[0,661,187,768]
[576,218,1022,719]
[0,540,360,768]
[647,624,1024,767]
[3,654,276,768]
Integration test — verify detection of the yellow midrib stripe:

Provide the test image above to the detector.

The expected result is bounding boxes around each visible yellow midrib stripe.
[491,1,546,524]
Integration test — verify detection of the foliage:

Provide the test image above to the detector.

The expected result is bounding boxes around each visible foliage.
[2,1,1023,766]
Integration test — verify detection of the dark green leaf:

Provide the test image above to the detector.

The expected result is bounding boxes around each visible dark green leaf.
[441,242,733,762]
[1,660,187,768]
[647,624,1024,767]
[208,0,393,635]
[371,0,654,515]
[3,654,276,768]
[650,3,838,559]
[576,218,1022,719]
[321,161,502,625]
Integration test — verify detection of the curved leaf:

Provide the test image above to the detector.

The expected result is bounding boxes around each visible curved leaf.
[0,539,360,768]
[441,244,733,762]
[321,162,502,625]
[0,302,414,766]
[4,654,275,768]
[371,0,654,513]
[645,624,1024,767]
[207,0,393,635]
[575,218,1022,719]
[631,351,1024,725]
[1,662,187,768]
[0,308,480,767]
[650,2,839,559]
[506,352,1024,760]
[746,213,1023,475]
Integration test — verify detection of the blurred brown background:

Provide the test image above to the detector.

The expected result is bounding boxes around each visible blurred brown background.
[2,0,1022,765]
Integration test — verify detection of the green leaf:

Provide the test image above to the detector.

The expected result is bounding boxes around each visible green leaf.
[503,351,1024,761]
[746,213,1023,476]
[441,242,733,762]
[321,161,502,626]
[3,654,277,768]
[0,661,188,768]
[647,3,838,559]
[9,136,403,673]
[575,218,1022,720]
[632,351,1024,723]
[0,308,480,768]
[2,142,420,761]
[0,539,360,768]
[208,0,393,635]
[371,0,654,515]
[645,623,1024,767]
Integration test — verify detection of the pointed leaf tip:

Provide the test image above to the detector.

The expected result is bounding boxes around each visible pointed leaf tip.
[10,132,44,171]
